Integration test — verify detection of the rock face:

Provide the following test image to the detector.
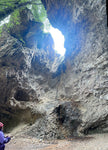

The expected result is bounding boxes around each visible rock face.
[0,0,108,139]
[0,31,66,136]
[42,0,108,133]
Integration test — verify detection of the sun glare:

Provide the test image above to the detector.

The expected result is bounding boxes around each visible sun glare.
[49,27,66,56]
[0,15,10,27]
[43,19,66,56]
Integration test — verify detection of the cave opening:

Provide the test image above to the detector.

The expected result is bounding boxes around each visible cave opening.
[31,0,66,56]
[43,19,66,56]
[49,26,66,56]
[0,0,66,56]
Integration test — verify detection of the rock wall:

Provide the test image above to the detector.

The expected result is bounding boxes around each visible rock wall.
[42,0,108,134]
[0,31,65,136]
[0,0,108,139]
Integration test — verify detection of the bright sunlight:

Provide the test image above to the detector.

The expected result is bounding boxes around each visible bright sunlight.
[49,27,66,56]
[43,19,66,56]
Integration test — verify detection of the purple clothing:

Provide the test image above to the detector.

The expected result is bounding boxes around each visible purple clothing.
[0,131,11,150]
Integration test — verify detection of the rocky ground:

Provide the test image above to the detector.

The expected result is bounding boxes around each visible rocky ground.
[6,134,108,150]
[5,125,108,150]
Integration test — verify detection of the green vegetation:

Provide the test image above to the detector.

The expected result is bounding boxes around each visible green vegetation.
[31,0,47,22]
[0,0,50,38]
[0,0,42,21]
[6,9,20,29]
[0,8,21,37]
[0,0,19,20]
[19,0,29,3]
[0,26,3,36]
[0,0,17,9]
[0,0,46,26]
[10,9,20,25]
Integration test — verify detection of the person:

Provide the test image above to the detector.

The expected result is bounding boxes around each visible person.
[0,122,11,150]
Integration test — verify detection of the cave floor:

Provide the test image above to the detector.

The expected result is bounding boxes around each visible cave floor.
[6,133,108,150]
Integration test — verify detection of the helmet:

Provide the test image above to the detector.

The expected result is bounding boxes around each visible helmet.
[0,122,4,128]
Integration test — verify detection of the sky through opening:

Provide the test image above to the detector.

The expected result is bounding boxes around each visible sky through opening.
[44,19,66,56]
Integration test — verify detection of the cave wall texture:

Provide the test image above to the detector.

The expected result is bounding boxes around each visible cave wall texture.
[0,0,108,139]
[41,0,108,134]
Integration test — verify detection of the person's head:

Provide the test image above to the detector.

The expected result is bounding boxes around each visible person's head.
[0,122,4,131]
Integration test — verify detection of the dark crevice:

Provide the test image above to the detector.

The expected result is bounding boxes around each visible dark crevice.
[14,88,29,101]
[84,115,108,135]
[0,105,41,133]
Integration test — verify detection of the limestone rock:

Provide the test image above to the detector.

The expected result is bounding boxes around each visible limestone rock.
[0,0,108,138]
[42,0,108,134]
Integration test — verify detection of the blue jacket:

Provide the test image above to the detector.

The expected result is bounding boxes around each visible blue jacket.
[0,130,11,150]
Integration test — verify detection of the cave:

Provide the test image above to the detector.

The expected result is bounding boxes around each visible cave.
[0,0,108,140]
